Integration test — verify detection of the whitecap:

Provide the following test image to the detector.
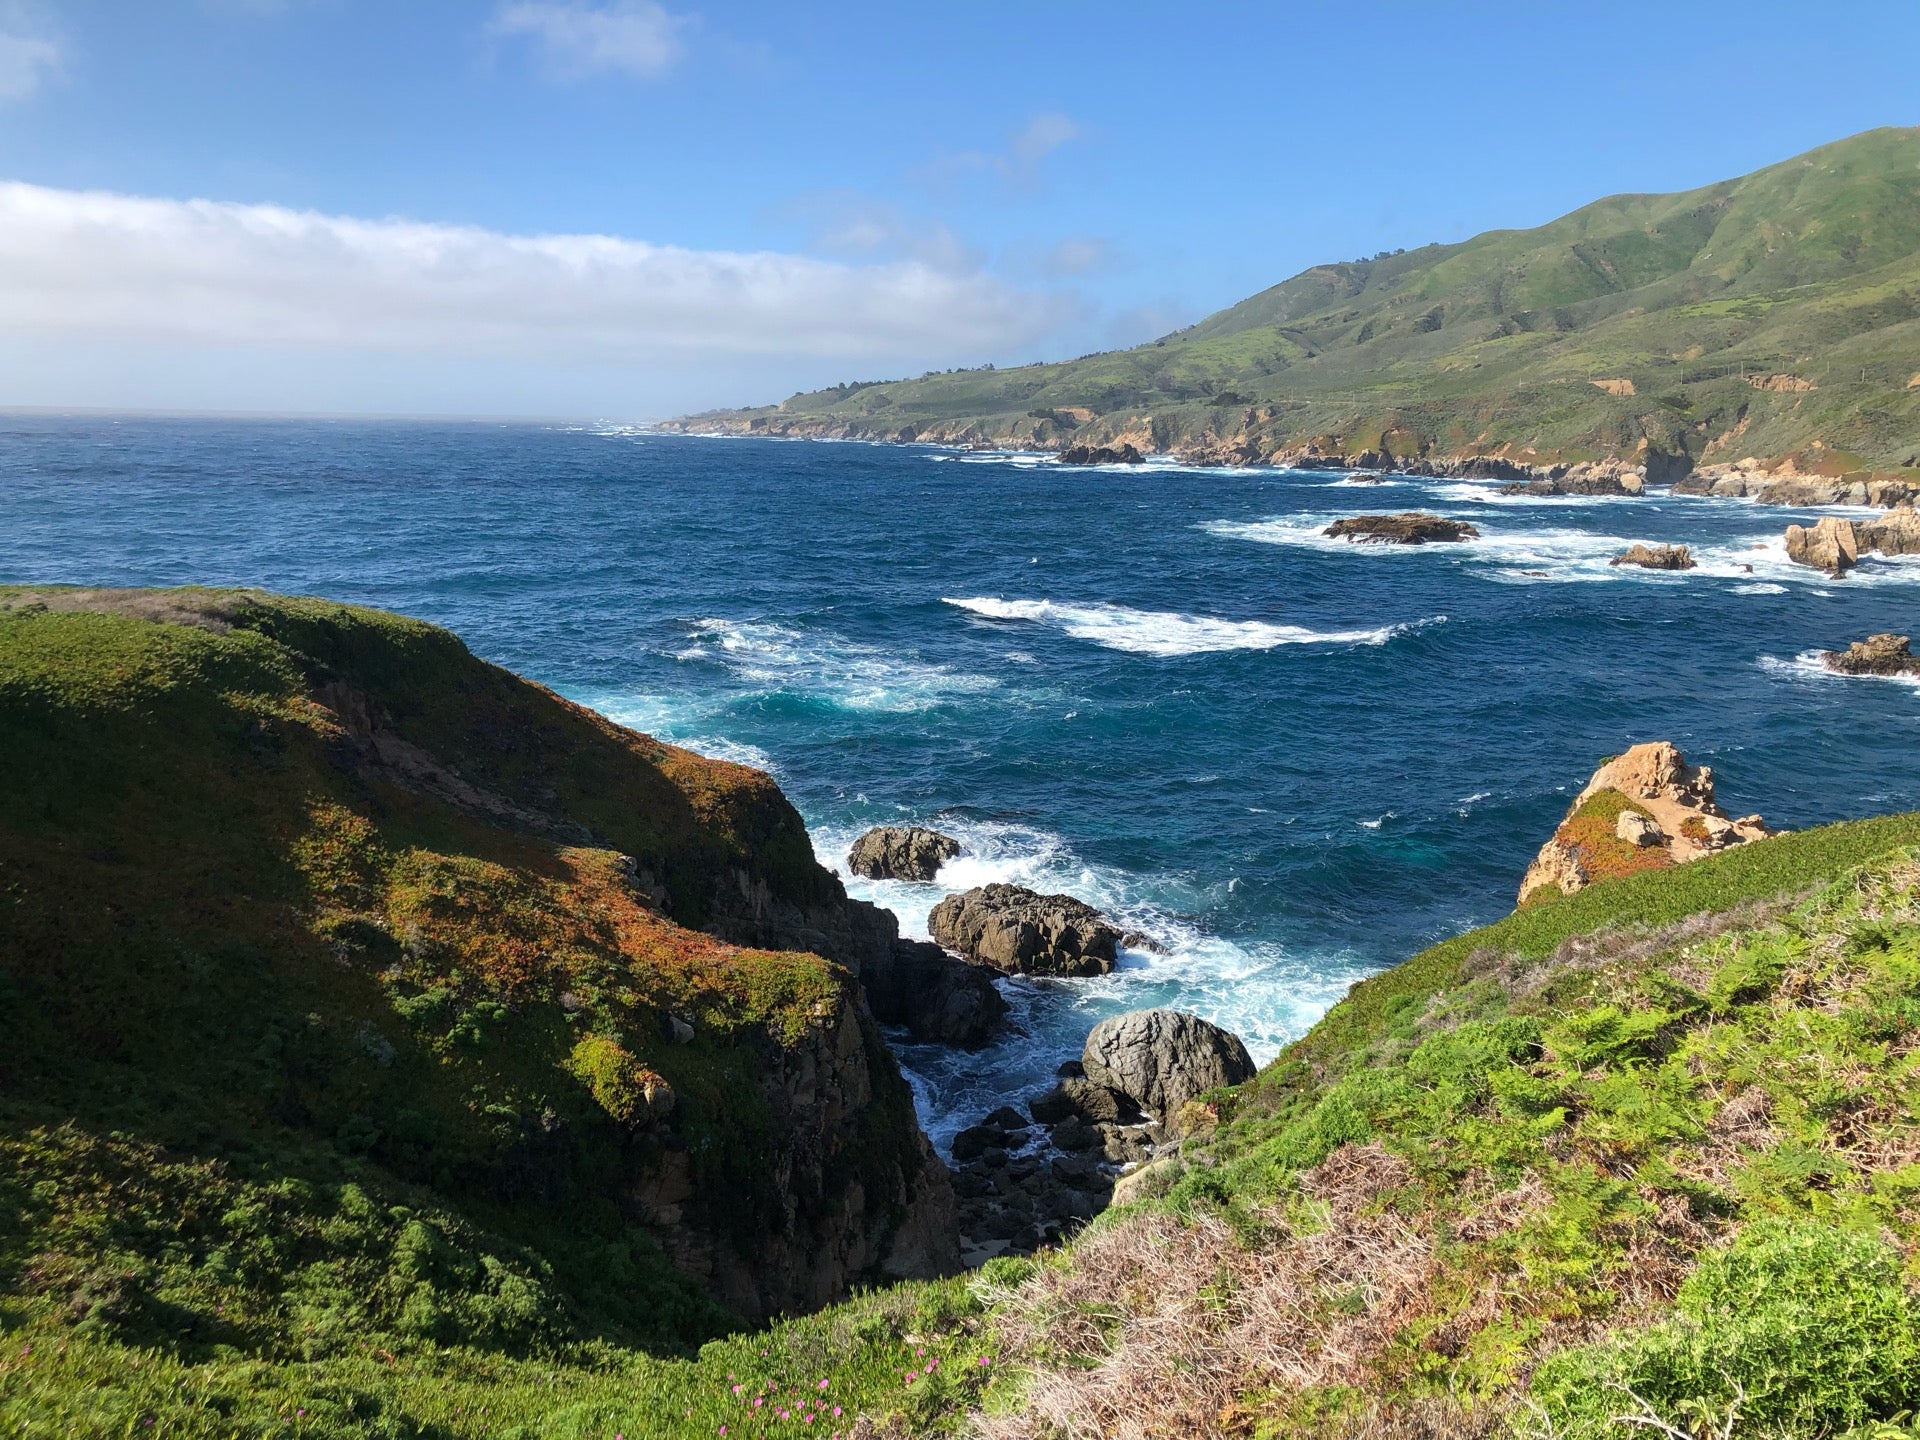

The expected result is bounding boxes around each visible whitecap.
[943,595,1428,656]
[678,616,999,711]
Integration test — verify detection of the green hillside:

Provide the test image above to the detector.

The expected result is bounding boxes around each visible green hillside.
[6,590,1920,1437]
[669,127,1920,477]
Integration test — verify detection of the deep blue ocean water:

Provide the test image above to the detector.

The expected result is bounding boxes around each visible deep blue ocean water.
[6,414,1919,1148]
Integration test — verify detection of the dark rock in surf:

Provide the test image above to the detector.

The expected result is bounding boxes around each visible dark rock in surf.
[927,883,1120,978]
[1056,443,1145,466]
[847,825,961,881]
[1324,513,1479,545]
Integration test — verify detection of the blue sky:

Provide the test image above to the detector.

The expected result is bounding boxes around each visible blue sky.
[0,0,1915,418]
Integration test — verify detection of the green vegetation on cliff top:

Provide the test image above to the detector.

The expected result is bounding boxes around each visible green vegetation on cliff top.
[678,127,1920,475]
[6,589,1920,1437]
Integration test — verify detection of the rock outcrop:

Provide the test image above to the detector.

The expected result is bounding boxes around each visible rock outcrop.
[927,884,1121,977]
[1784,516,1859,576]
[1324,513,1479,545]
[861,938,1008,1046]
[1501,460,1646,497]
[1081,1009,1258,1120]
[1610,543,1696,571]
[847,825,962,881]
[1822,633,1920,678]
[1056,443,1145,466]
[1175,439,1266,467]
[1676,461,1920,508]
[1857,506,1920,557]
[1518,741,1773,904]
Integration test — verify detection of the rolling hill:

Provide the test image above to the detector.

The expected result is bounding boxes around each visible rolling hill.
[667,127,1920,480]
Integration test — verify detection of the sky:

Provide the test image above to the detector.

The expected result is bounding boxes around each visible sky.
[0,0,1915,420]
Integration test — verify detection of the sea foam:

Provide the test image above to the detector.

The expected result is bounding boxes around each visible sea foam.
[942,596,1418,656]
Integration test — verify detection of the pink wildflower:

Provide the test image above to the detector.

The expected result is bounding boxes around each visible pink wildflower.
[817,1379,829,1390]
[833,1407,843,1417]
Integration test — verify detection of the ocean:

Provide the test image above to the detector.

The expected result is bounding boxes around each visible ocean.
[6,414,1918,1151]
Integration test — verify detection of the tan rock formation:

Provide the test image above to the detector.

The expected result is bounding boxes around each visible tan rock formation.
[1517,742,1773,904]
[1784,516,1859,576]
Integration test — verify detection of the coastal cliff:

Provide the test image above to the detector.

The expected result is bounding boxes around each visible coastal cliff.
[0,586,954,1334]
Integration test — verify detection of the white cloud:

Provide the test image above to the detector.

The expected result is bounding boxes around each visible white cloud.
[1008,112,1082,170]
[0,181,1069,364]
[914,110,1087,191]
[0,13,61,101]
[489,0,687,79]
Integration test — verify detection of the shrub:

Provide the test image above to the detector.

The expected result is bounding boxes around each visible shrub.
[1532,1218,1920,1434]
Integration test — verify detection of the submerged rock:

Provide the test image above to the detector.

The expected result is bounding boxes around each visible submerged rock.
[1323,513,1479,545]
[1611,543,1696,571]
[1056,443,1145,466]
[927,883,1120,977]
[1081,1009,1257,1120]
[1518,741,1773,904]
[1784,516,1859,576]
[847,825,961,881]
[1822,633,1920,678]
[861,938,1008,1047]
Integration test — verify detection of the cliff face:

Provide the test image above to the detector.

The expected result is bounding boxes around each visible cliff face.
[0,586,954,1331]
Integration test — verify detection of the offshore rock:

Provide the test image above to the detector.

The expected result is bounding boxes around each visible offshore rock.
[927,883,1121,978]
[1784,516,1859,576]
[1081,1009,1257,1120]
[862,938,1008,1047]
[1056,443,1145,466]
[1610,543,1696,571]
[847,825,961,881]
[1324,513,1479,545]
[1822,633,1920,678]
[1518,741,1772,904]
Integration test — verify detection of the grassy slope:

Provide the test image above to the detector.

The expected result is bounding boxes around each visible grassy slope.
[676,127,1920,475]
[0,588,948,1427]
[6,591,1920,1437]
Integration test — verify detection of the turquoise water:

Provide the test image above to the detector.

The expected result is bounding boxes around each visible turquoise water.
[6,415,1919,1146]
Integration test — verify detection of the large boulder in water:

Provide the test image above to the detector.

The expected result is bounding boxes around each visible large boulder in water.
[1081,1009,1256,1119]
[862,938,1008,1046]
[1784,516,1858,576]
[1323,513,1479,545]
[1610,543,1695,571]
[1823,633,1920,677]
[848,825,961,881]
[927,883,1120,977]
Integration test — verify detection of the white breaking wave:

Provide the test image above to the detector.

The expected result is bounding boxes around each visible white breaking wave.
[943,596,1424,656]
[679,617,999,710]
[574,691,779,771]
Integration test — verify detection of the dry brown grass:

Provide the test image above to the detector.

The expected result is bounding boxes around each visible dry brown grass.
[0,584,269,631]
[971,1146,1545,1440]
